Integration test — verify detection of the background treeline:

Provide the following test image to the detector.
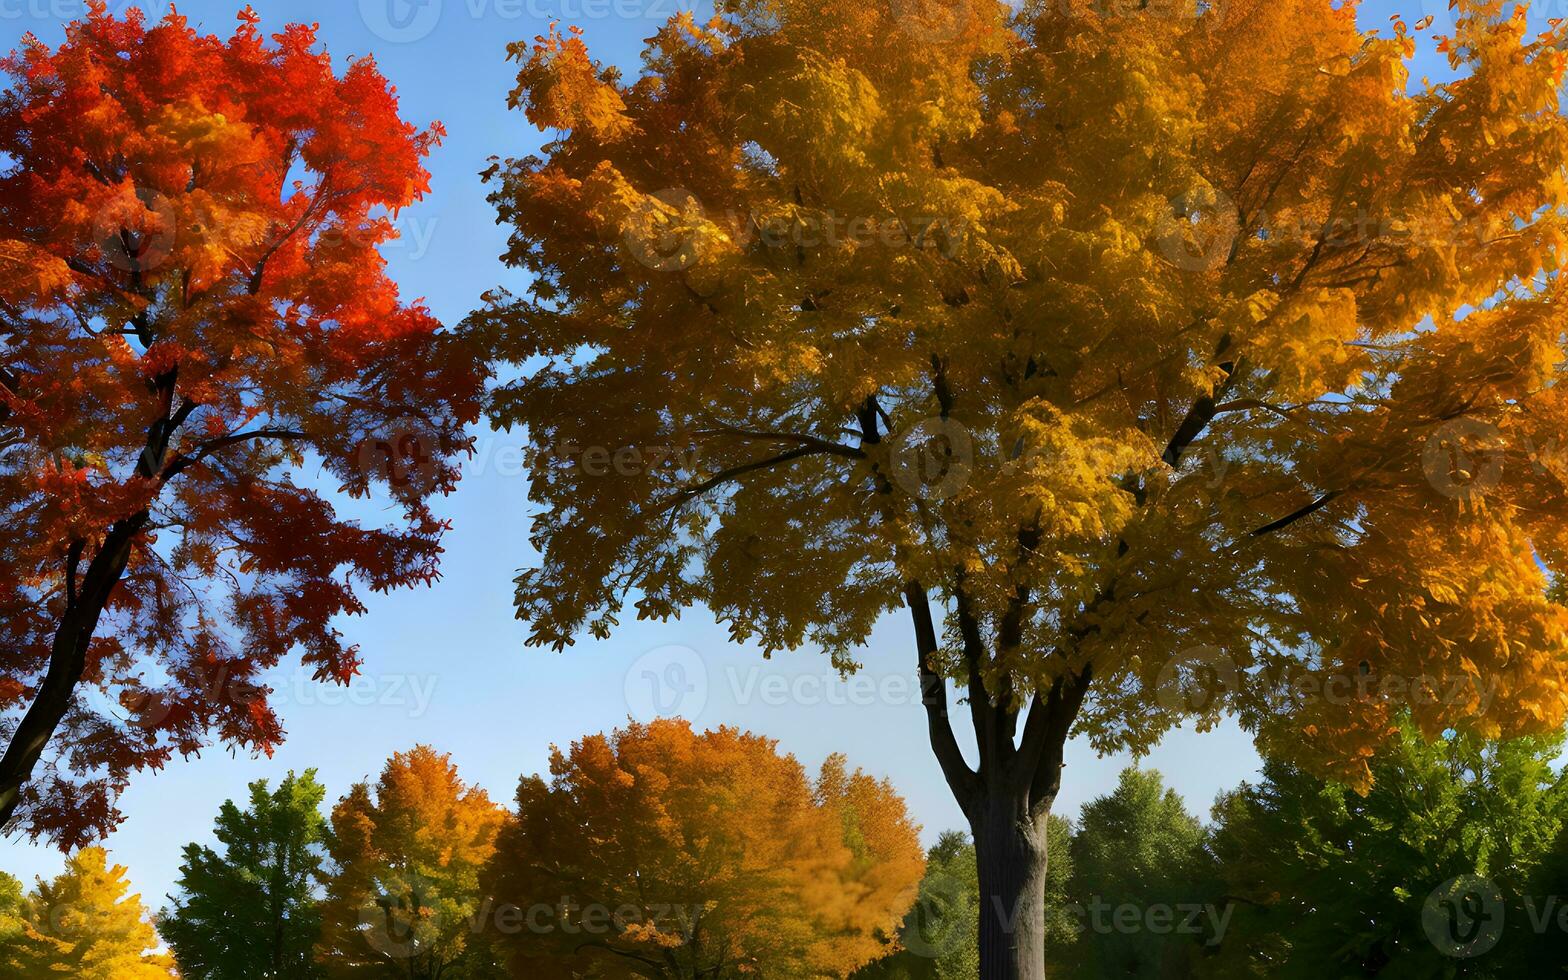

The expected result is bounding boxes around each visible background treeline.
[4,719,1568,978]
[866,721,1568,980]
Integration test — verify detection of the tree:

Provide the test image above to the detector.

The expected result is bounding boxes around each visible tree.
[0,870,22,950]
[161,770,330,979]
[317,746,506,979]
[482,719,925,978]
[472,1,1568,976]
[1206,722,1568,977]
[1061,768,1215,979]
[0,846,176,978]
[856,822,1075,980]
[0,4,485,845]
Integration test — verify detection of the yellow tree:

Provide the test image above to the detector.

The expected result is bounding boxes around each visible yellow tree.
[0,846,176,978]
[482,719,924,978]
[317,746,506,978]
[472,2,1568,976]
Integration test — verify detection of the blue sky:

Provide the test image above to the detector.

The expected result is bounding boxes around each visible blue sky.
[1,0,1471,909]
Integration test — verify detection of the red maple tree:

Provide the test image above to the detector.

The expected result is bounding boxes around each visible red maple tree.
[0,4,484,846]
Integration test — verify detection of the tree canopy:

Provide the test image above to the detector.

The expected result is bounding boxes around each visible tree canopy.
[318,745,506,979]
[0,2,485,846]
[1208,722,1568,977]
[0,846,176,979]
[483,718,925,978]
[475,3,1568,971]
[161,770,330,979]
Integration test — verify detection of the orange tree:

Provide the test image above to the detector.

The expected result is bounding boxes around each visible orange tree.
[482,719,924,978]
[0,4,483,846]
[472,1,1568,976]
[317,746,506,978]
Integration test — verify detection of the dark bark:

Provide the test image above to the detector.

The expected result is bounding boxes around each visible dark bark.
[907,580,1092,980]
[0,371,183,832]
[0,511,147,829]
[974,792,1050,980]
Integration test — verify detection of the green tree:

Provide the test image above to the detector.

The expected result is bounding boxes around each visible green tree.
[1062,768,1216,979]
[856,821,1072,980]
[0,870,23,950]
[161,770,330,979]
[1206,723,1568,977]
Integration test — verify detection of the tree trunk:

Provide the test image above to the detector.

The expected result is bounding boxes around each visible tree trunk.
[0,514,145,829]
[973,794,1050,980]
[906,579,1092,980]
[0,368,182,832]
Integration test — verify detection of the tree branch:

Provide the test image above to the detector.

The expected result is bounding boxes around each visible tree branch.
[1023,665,1093,818]
[1249,490,1340,537]
[1162,335,1239,468]
[656,444,859,513]
[160,429,311,481]
[907,580,980,814]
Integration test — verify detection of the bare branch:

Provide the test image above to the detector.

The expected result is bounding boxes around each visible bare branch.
[1250,490,1341,537]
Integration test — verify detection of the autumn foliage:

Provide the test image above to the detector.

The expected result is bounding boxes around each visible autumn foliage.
[0,846,175,978]
[476,0,1568,975]
[318,745,506,977]
[0,4,484,845]
[482,719,925,978]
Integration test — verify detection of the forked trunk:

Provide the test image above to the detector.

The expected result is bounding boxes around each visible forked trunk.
[973,796,1050,980]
